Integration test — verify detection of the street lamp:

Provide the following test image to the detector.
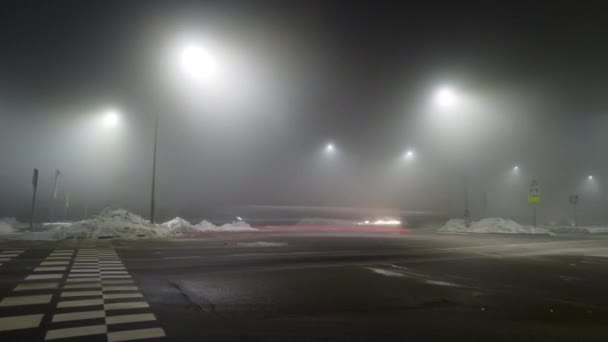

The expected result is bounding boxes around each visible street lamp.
[179,44,216,83]
[434,86,458,108]
[102,109,120,128]
[149,42,217,223]
[403,149,414,160]
[513,165,519,171]
[325,143,335,153]
[431,84,470,222]
[588,175,593,180]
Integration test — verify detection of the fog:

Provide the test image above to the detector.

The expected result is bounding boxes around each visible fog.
[1,2,607,225]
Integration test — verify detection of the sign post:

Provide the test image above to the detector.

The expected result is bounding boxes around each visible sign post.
[569,194,579,228]
[528,180,541,227]
[49,170,61,224]
[30,169,39,229]
[64,192,70,221]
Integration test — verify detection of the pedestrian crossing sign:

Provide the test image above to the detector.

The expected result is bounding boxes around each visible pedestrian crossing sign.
[528,180,540,203]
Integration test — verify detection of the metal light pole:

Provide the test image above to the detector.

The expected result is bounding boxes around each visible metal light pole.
[463,175,471,225]
[30,168,39,229]
[150,112,159,224]
[148,41,216,224]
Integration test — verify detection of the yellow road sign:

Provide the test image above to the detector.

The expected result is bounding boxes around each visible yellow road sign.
[528,180,540,203]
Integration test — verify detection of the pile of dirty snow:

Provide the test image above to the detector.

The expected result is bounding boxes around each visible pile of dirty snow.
[161,217,193,231]
[51,208,167,239]
[162,218,258,235]
[439,218,553,235]
[0,217,18,234]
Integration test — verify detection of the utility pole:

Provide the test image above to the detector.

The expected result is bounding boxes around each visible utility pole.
[463,176,471,226]
[30,169,39,229]
[150,112,159,224]
[569,194,579,228]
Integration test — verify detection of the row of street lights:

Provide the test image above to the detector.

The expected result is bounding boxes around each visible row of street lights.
[89,42,597,223]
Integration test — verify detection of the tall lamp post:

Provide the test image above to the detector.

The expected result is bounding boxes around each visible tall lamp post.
[432,85,471,223]
[150,113,159,223]
[149,42,216,224]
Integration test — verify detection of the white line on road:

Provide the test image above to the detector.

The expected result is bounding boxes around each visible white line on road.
[104,302,149,311]
[0,294,54,306]
[34,266,67,272]
[25,274,63,280]
[105,313,155,325]
[103,293,143,300]
[61,291,103,298]
[0,314,44,331]
[64,283,102,289]
[45,324,107,340]
[40,261,70,266]
[66,277,100,283]
[103,286,138,291]
[102,280,134,284]
[57,298,104,308]
[52,310,105,322]
[107,327,165,342]
[14,282,59,291]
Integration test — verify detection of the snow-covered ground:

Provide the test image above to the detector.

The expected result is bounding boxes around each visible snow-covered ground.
[439,218,554,235]
[0,217,18,234]
[2,208,257,240]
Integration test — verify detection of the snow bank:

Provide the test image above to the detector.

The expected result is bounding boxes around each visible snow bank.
[16,209,257,240]
[163,218,258,235]
[161,218,258,234]
[439,218,553,235]
[161,217,193,231]
[0,217,18,234]
[50,208,167,240]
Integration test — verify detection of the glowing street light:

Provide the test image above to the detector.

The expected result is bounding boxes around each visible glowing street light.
[178,43,216,82]
[103,109,120,128]
[403,149,414,160]
[325,143,335,152]
[434,86,458,108]
[513,165,519,171]
[588,175,593,180]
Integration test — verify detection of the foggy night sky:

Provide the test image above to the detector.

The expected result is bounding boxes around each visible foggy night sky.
[1,1,608,223]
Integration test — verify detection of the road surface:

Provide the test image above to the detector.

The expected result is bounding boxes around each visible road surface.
[1,231,607,341]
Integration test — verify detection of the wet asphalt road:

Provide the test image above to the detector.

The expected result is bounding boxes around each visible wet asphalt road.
[1,232,608,341]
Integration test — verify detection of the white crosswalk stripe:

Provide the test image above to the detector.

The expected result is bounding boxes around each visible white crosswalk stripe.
[0,247,165,341]
[107,327,166,342]
[0,294,53,306]
[52,310,105,323]
[0,314,44,332]
[14,282,60,291]
[105,313,156,325]
[45,324,108,340]
[25,273,64,280]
